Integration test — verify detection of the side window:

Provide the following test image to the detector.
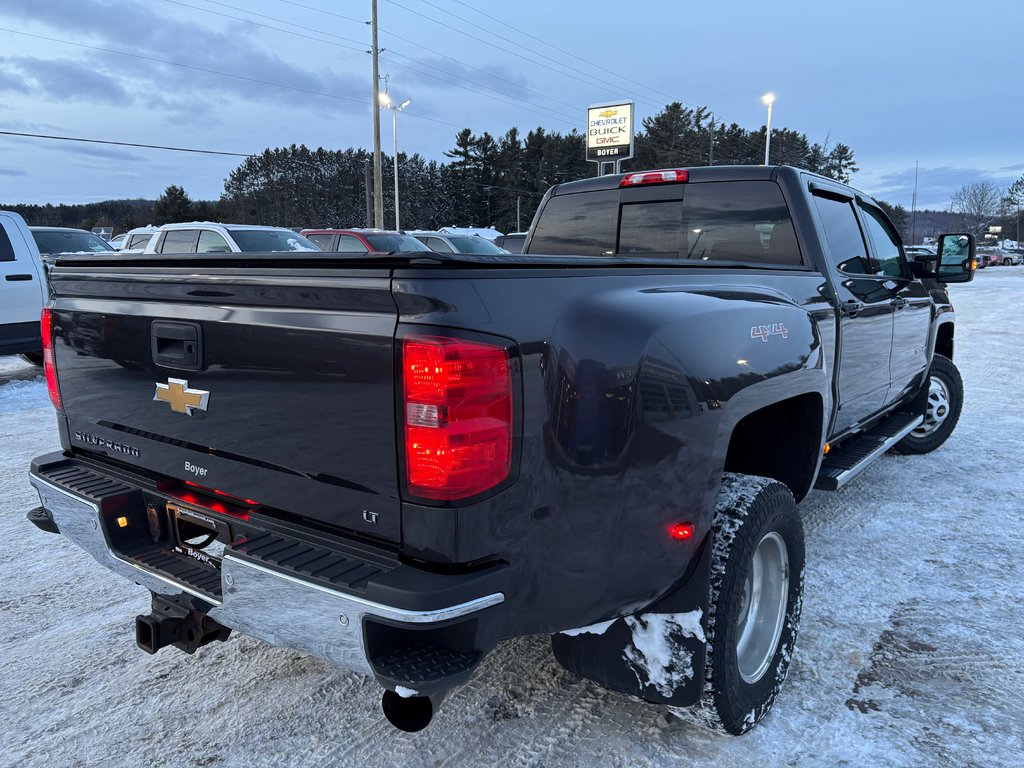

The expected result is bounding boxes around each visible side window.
[306,234,335,250]
[427,237,454,253]
[812,194,871,274]
[197,230,231,253]
[0,224,15,262]
[159,230,198,254]
[127,234,152,249]
[859,205,907,278]
[336,235,368,253]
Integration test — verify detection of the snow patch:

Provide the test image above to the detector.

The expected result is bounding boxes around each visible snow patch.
[559,618,617,637]
[623,610,705,697]
[394,686,418,699]
[0,376,48,415]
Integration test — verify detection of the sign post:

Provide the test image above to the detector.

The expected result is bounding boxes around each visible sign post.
[587,100,634,176]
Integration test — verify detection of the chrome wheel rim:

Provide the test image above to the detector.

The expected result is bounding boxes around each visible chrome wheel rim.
[736,532,789,684]
[912,375,951,438]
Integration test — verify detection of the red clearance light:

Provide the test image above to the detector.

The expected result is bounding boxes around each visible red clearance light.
[184,480,261,508]
[403,335,513,501]
[670,522,695,541]
[620,169,689,188]
[40,307,62,413]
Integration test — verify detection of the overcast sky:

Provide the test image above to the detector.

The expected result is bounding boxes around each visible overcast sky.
[0,0,1019,213]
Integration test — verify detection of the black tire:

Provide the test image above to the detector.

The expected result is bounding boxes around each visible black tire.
[19,352,44,366]
[688,473,805,735]
[891,354,963,455]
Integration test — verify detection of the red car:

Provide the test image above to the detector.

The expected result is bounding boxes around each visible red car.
[299,228,430,254]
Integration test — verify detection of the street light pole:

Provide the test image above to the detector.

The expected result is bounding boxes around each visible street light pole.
[370,0,383,228]
[380,94,410,231]
[761,92,775,166]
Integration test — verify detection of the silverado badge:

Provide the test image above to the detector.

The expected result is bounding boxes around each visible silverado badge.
[154,378,210,415]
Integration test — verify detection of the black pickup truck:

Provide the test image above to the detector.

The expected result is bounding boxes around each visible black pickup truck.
[28,166,975,734]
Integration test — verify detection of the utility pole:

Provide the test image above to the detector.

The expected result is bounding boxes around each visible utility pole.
[708,115,715,166]
[371,0,383,228]
[363,158,372,227]
[910,160,919,245]
[516,196,521,231]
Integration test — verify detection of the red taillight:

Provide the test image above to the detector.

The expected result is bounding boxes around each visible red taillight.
[40,307,62,413]
[403,335,513,501]
[670,523,695,541]
[620,169,688,187]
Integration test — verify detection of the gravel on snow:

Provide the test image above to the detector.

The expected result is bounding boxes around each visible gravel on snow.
[1,269,1021,768]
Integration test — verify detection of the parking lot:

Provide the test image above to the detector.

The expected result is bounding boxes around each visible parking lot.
[1,268,1021,768]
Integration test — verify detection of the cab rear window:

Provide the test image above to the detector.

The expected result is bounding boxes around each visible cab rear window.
[528,180,802,266]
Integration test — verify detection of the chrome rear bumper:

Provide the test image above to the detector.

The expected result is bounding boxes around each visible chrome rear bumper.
[30,472,504,677]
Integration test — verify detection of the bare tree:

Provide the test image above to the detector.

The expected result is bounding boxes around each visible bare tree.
[950,181,1002,238]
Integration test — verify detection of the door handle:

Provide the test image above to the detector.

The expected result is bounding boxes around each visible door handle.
[840,299,864,316]
[891,296,908,309]
[5,273,32,281]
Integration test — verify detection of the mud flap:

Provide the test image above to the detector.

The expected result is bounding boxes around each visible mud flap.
[551,535,712,707]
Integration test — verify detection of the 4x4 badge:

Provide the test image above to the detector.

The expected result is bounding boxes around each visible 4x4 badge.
[154,378,210,415]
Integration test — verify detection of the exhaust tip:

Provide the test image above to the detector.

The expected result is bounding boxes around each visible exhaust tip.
[381,690,440,733]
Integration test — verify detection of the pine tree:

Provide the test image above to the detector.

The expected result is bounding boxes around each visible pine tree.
[154,185,192,224]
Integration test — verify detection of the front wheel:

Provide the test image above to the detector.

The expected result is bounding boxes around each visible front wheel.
[891,354,963,455]
[686,473,805,735]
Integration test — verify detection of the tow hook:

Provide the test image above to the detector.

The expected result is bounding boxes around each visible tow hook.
[135,593,231,655]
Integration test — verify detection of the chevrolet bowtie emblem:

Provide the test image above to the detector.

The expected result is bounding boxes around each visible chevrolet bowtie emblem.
[599,109,618,118]
[154,378,210,416]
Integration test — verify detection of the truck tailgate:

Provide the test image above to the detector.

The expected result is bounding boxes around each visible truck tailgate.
[49,261,401,543]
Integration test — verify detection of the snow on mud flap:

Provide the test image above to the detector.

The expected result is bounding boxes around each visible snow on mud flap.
[678,472,806,735]
[551,472,804,733]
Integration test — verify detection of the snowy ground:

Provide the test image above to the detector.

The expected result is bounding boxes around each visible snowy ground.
[1,269,1022,767]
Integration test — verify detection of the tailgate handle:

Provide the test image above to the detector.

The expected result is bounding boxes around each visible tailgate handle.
[151,321,203,370]
[5,273,33,281]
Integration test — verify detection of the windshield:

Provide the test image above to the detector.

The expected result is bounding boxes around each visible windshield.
[32,230,115,255]
[448,236,505,254]
[229,229,320,252]
[364,234,431,252]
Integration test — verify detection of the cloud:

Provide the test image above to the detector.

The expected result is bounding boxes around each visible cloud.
[0,119,67,132]
[861,165,1021,211]
[0,0,367,112]
[0,166,28,177]
[381,54,533,100]
[1,56,131,105]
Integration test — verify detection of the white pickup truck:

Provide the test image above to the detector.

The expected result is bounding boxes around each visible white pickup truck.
[0,210,46,363]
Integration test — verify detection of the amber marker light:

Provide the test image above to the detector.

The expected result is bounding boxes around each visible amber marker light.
[116,516,129,528]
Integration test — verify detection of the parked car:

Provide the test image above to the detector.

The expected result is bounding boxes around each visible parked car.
[976,247,1001,268]
[495,232,528,253]
[299,228,430,253]
[904,245,937,258]
[30,227,116,256]
[407,230,509,254]
[145,223,320,254]
[111,226,161,252]
[996,249,1021,266]
[0,211,46,363]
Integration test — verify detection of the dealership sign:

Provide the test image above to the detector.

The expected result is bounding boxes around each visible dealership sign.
[587,101,634,163]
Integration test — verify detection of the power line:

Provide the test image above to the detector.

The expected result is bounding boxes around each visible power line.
[166,0,579,128]
[161,0,366,51]
[0,26,466,132]
[0,130,251,157]
[383,0,654,108]
[445,0,678,105]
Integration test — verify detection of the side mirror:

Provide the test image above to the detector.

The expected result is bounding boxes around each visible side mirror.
[908,253,937,279]
[936,233,976,284]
